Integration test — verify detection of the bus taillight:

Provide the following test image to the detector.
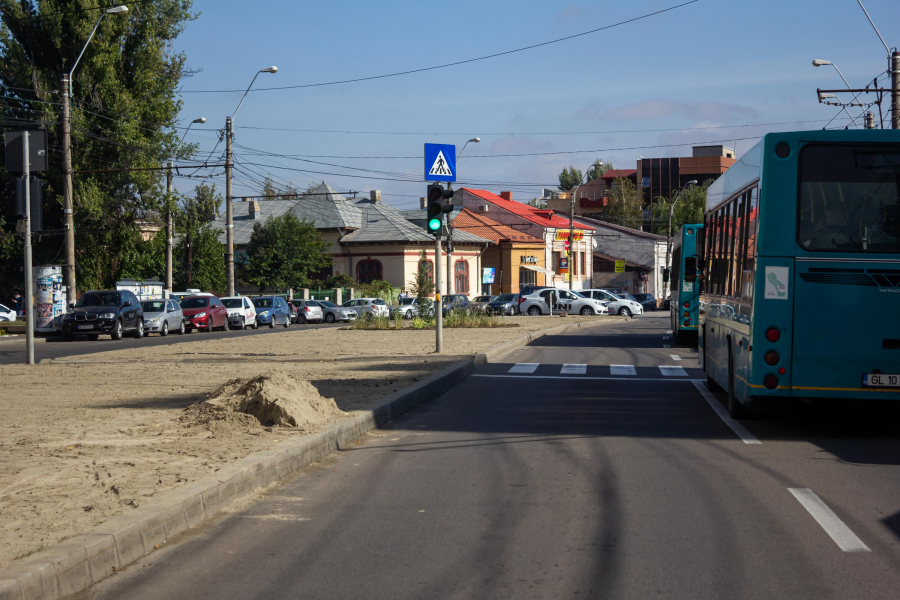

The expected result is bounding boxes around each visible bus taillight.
[765,327,780,343]
[765,351,779,366]
[683,301,690,309]
[764,374,779,389]
[683,311,690,318]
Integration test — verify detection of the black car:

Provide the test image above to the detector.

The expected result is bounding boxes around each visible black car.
[441,294,470,316]
[486,293,520,315]
[62,290,144,341]
[632,293,657,312]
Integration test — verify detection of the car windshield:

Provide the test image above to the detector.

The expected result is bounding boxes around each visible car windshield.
[633,294,652,302]
[400,298,415,305]
[253,297,274,308]
[180,297,210,309]
[494,294,516,302]
[473,296,491,302]
[319,301,336,308]
[372,299,386,305]
[799,144,900,252]
[140,300,165,312]
[570,291,586,298]
[222,299,243,309]
[624,294,638,302]
[76,292,120,307]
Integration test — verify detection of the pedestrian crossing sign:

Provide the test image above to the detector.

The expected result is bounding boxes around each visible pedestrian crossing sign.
[424,143,456,182]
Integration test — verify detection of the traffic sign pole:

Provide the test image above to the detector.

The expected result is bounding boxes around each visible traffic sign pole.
[435,232,442,354]
[23,132,34,365]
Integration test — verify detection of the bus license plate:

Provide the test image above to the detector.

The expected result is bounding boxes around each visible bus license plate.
[77,325,94,330]
[863,373,900,388]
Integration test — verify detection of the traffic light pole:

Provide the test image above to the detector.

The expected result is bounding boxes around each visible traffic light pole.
[23,132,34,365]
[435,231,442,354]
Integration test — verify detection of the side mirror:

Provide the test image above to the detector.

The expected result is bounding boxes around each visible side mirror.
[68,303,75,310]
[662,269,670,283]
[123,300,132,307]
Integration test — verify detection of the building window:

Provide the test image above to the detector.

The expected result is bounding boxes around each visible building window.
[519,267,536,290]
[579,252,585,277]
[553,251,561,274]
[454,261,469,294]
[356,259,382,284]
[419,260,434,284]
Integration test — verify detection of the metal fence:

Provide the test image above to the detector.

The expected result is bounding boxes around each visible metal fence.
[309,288,350,303]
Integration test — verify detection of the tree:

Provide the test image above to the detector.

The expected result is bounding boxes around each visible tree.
[407,250,435,317]
[526,197,547,209]
[586,159,613,181]
[182,183,221,225]
[602,177,644,229]
[650,180,711,237]
[0,0,196,293]
[557,166,583,191]
[175,224,225,292]
[261,177,298,199]
[239,213,331,292]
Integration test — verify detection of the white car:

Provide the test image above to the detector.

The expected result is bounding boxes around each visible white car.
[342,298,390,319]
[519,288,608,316]
[221,296,258,329]
[581,289,644,317]
[0,303,16,321]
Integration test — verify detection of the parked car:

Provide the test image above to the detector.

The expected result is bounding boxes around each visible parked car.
[251,296,292,328]
[291,299,324,323]
[519,288,608,316]
[62,290,144,341]
[181,295,229,332]
[0,303,15,321]
[517,285,550,312]
[581,289,644,317]
[343,297,390,319]
[392,297,425,320]
[313,300,358,323]
[486,294,520,315]
[140,299,184,336]
[221,296,258,330]
[469,295,496,313]
[441,294,470,316]
[170,289,202,303]
[632,293,657,312]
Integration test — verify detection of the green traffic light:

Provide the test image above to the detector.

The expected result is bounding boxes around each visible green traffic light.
[428,217,442,231]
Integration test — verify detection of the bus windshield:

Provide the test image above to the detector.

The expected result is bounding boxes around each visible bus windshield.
[799,144,900,253]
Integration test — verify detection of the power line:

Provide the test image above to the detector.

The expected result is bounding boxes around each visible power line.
[181,1,699,93]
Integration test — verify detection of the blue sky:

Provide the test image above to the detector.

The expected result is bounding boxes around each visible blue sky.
[171,0,900,208]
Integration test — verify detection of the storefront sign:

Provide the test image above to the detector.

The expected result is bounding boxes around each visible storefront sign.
[614,260,625,273]
[555,230,584,241]
[520,256,538,264]
[559,257,569,273]
[482,267,496,284]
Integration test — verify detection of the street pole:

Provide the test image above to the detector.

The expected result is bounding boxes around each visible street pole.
[166,160,173,294]
[664,202,675,303]
[23,132,34,365]
[892,50,900,130]
[225,116,235,296]
[435,231,442,354]
[569,192,575,291]
[61,74,76,307]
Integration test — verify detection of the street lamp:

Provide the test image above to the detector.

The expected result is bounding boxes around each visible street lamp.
[567,161,602,290]
[60,4,130,307]
[664,180,698,302]
[225,67,278,297]
[165,117,207,293]
[812,59,862,128]
[456,137,480,161]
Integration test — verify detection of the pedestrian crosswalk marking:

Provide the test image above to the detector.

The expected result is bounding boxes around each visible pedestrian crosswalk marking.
[659,365,688,377]
[560,364,586,375]
[610,365,636,376]
[509,363,539,373]
[670,355,682,361]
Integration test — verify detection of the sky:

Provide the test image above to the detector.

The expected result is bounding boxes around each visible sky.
[170,0,900,209]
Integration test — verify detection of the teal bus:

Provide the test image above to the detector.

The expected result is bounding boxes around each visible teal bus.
[698,130,900,418]
[669,223,704,342]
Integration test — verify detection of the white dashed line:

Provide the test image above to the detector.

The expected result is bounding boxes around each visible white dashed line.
[610,365,637,376]
[670,355,682,361]
[691,380,760,444]
[472,374,693,382]
[560,364,587,375]
[659,366,687,377]
[663,344,671,349]
[788,488,870,552]
[663,336,671,340]
[508,363,539,374]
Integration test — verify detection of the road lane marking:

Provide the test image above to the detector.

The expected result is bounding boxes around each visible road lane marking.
[663,344,671,349]
[788,488,870,552]
[691,380,760,444]
[659,366,688,377]
[667,330,673,334]
[663,336,671,340]
[610,365,637,376]
[561,364,587,375]
[670,355,682,361]
[509,363,539,373]
[473,374,695,382]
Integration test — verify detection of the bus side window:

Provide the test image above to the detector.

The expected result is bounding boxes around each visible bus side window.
[741,187,759,302]
[684,257,697,281]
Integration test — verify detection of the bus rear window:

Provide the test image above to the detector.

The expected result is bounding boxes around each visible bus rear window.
[799,144,900,253]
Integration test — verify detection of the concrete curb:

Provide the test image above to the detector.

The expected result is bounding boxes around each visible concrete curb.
[0,317,620,600]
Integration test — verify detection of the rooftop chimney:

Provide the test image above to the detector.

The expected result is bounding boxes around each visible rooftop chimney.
[420,197,427,209]
[249,200,261,220]
[500,191,512,201]
[370,189,382,204]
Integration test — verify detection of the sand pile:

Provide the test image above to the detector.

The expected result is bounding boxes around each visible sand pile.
[186,371,346,428]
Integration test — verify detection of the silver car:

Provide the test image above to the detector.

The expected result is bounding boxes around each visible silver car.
[140,299,184,336]
[342,298,390,319]
[469,295,496,313]
[291,300,324,323]
[313,300,357,323]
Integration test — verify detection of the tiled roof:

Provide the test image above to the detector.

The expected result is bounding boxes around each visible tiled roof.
[462,188,594,230]
[451,208,543,244]
[601,169,638,180]
[575,215,665,240]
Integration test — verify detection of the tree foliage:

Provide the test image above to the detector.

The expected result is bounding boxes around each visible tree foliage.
[601,177,644,228]
[0,0,195,293]
[238,213,331,292]
[650,180,711,236]
[557,166,583,191]
[175,224,225,292]
[586,159,613,181]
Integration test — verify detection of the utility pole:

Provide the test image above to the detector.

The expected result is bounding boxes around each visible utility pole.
[664,203,675,303]
[892,50,900,130]
[225,117,235,296]
[435,228,442,354]
[23,132,34,365]
[165,160,174,294]
[61,74,76,307]
[569,191,575,291]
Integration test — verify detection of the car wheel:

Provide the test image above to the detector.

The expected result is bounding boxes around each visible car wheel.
[240,317,246,330]
[284,315,290,328]
[207,318,214,333]
[404,311,413,320]
[136,319,145,339]
[252,319,258,330]
[299,314,308,324]
[268,319,274,329]
[161,321,168,337]
[325,313,335,324]
[618,306,632,317]
[178,321,185,335]
[527,306,542,316]
[111,319,124,341]
[580,306,595,316]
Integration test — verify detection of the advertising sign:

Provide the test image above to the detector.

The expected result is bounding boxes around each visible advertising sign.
[614,260,625,273]
[32,265,64,332]
[555,230,584,241]
[482,268,496,284]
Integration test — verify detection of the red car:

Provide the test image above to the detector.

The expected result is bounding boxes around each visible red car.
[179,295,229,333]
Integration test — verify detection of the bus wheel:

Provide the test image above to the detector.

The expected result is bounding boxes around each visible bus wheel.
[727,344,749,419]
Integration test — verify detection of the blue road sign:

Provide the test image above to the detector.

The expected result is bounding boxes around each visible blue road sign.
[424,143,456,182]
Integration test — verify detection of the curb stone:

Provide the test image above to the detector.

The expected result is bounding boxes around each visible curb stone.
[0,317,620,599]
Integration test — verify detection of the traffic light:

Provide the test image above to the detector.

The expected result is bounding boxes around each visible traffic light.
[425,184,455,234]
[5,176,42,232]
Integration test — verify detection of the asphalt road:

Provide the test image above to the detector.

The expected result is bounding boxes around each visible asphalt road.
[76,313,900,599]
[0,320,335,365]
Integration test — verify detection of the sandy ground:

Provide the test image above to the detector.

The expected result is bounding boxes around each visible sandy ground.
[0,315,611,566]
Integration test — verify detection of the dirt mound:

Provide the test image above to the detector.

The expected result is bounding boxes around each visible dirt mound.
[185,371,346,428]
